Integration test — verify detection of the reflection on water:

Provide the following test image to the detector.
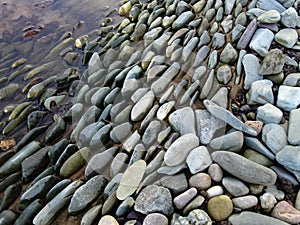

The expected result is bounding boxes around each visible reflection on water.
[0,0,121,141]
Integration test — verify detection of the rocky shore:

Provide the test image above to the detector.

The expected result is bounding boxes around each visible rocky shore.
[1,0,300,224]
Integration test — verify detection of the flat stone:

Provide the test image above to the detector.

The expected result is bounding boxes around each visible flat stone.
[207,195,233,221]
[0,210,18,225]
[122,131,140,153]
[189,173,212,190]
[288,109,300,145]
[14,199,43,225]
[222,176,249,197]
[243,149,274,167]
[169,107,196,136]
[212,151,277,185]
[259,49,285,75]
[216,65,232,84]
[134,185,174,216]
[281,7,298,28]
[262,124,287,154]
[232,195,258,209]
[186,146,212,174]
[208,163,223,182]
[277,86,300,111]
[242,54,263,89]
[131,90,155,122]
[256,0,286,13]
[211,87,228,108]
[183,196,206,214]
[98,215,119,225]
[275,28,298,48]
[110,122,132,144]
[276,145,300,182]
[256,103,283,124]
[246,79,274,105]
[283,73,300,86]
[172,11,195,30]
[142,120,161,146]
[143,213,168,225]
[271,201,300,224]
[258,10,281,23]
[164,133,199,167]
[174,187,198,209]
[237,19,258,49]
[209,131,244,152]
[232,24,245,43]
[249,28,274,56]
[157,101,175,121]
[229,211,290,225]
[81,205,102,225]
[68,175,107,215]
[224,0,236,15]
[117,160,146,200]
[159,173,188,194]
[220,43,238,64]
[192,46,210,68]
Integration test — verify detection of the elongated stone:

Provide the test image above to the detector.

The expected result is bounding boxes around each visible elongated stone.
[131,90,155,122]
[203,100,257,136]
[212,151,277,185]
[164,133,199,167]
[14,199,43,225]
[33,180,83,225]
[116,160,146,200]
[237,19,257,49]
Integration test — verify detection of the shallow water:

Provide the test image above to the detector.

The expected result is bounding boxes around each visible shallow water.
[0,0,121,140]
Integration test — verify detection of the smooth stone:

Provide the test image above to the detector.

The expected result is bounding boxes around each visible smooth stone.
[0,210,18,225]
[232,195,258,209]
[68,175,107,215]
[271,201,300,224]
[221,15,233,33]
[110,122,132,144]
[246,79,274,105]
[210,131,244,152]
[102,190,118,215]
[296,190,300,210]
[174,187,198,209]
[276,145,300,181]
[249,28,274,56]
[46,179,72,202]
[229,211,290,225]
[81,204,102,225]
[212,32,225,49]
[182,195,206,214]
[143,213,168,225]
[243,149,274,167]
[186,146,212,174]
[134,185,174,216]
[189,173,212,190]
[198,30,211,48]
[145,150,165,175]
[171,209,212,224]
[275,28,298,48]
[122,131,140,153]
[256,0,286,13]
[164,133,199,167]
[0,184,21,211]
[98,215,119,225]
[104,173,123,199]
[277,86,300,111]
[131,88,149,104]
[266,185,285,200]
[259,49,285,75]
[208,163,223,182]
[157,101,175,121]
[180,80,200,105]
[192,66,207,82]
[237,19,258,49]
[172,11,195,30]
[225,0,236,15]
[212,151,277,185]
[157,162,187,176]
[288,109,300,145]
[182,37,199,62]
[281,7,298,28]
[85,147,118,178]
[192,46,210,68]
[168,107,196,135]
[131,90,155,122]
[245,121,264,134]
[211,87,228,108]
[222,176,249,197]
[262,123,287,154]
[242,54,263,89]
[110,153,128,178]
[256,103,283,124]
[159,173,188,194]
[283,73,300,86]
[207,195,233,221]
[216,65,232,84]
[116,160,146,200]
[203,100,257,136]
[195,110,226,145]
[220,43,238,64]
[33,180,83,225]
[232,24,245,42]
[260,193,278,212]
[200,69,215,99]
[206,185,224,199]
[258,10,281,23]
[142,120,161,146]
[14,199,44,225]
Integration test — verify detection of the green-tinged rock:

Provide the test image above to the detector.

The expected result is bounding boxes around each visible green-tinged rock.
[0,141,41,178]
[0,83,19,100]
[207,195,233,221]
[8,101,32,121]
[59,147,90,178]
[45,117,66,144]
[14,199,44,225]
[0,184,22,211]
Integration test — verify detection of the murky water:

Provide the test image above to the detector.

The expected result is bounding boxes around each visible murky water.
[0,0,121,140]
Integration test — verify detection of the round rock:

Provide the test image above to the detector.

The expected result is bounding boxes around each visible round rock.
[207,195,233,221]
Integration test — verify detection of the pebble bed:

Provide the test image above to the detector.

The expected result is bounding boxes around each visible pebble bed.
[1,0,300,224]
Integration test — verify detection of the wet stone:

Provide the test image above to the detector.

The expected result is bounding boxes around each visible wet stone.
[68,175,107,215]
[134,185,174,216]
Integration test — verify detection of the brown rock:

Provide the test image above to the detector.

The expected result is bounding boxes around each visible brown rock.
[271,201,300,224]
